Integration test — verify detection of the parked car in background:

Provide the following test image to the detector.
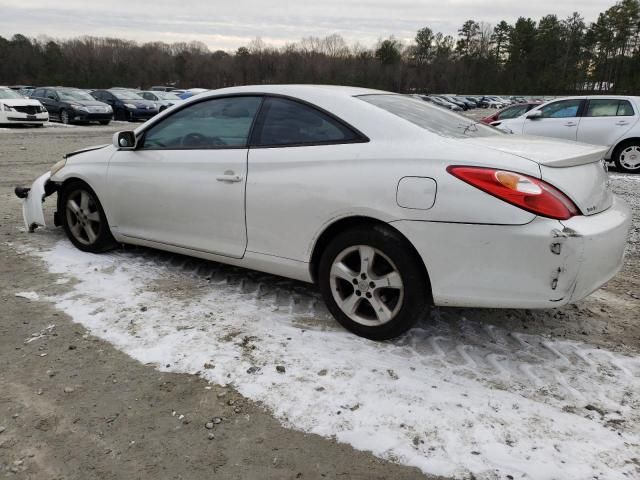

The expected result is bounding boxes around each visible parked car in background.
[91,89,158,121]
[454,96,476,109]
[497,95,640,173]
[179,88,208,99]
[481,102,542,125]
[150,86,176,92]
[0,86,48,126]
[480,96,506,109]
[437,95,468,110]
[18,85,631,340]
[137,90,183,111]
[426,95,463,111]
[32,87,113,125]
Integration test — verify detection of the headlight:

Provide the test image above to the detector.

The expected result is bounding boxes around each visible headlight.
[124,103,136,109]
[105,105,113,112]
[50,159,67,176]
[38,105,47,113]
[1,104,16,112]
[70,104,89,112]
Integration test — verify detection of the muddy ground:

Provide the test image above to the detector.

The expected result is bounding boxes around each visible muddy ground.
[0,121,638,479]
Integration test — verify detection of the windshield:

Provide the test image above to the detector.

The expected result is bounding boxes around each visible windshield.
[359,94,502,138]
[112,90,143,100]
[155,91,181,100]
[0,88,24,99]
[59,89,95,101]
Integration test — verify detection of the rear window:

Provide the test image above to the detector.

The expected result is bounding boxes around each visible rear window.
[358,94,502,138]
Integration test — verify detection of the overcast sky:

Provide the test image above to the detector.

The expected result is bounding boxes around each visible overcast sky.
[0,0,608,51]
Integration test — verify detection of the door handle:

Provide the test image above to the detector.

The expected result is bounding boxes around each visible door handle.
[216,171,243,183]
[616,121,629,126]
[564,122,577,127]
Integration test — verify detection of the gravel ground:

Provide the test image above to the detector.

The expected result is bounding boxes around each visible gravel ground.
[1,119,639,479]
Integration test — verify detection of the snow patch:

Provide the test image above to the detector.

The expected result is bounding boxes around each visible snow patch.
[26,240,640,479]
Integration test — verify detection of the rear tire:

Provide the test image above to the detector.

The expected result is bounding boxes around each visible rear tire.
[613,140,640,174]
[99,120,110,125]
[59,181,117,253]
[318,224,429,340]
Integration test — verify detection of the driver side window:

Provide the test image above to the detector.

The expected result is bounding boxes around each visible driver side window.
[539,99,582,119]
[141,96,262,149]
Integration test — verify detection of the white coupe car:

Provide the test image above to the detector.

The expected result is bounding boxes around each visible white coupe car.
[496,95,640,173]
[17,85,631,340]
[0,86,49,126]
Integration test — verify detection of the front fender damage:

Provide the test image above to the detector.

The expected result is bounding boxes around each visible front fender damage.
[15,172,57,232]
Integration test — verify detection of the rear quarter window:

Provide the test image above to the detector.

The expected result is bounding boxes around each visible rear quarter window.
[359,94,501,138]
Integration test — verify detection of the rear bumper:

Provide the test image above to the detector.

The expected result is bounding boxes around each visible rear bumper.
[391,197,631,308]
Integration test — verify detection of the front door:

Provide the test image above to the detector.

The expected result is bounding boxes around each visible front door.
[105,95,263,258]
[522,98,585,141]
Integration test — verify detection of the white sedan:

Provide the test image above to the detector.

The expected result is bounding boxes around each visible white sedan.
[496,95,640,173]
[0,86,48,126]
[17,85,631,340]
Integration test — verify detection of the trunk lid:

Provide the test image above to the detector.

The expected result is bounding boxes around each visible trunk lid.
[465,135,613,216]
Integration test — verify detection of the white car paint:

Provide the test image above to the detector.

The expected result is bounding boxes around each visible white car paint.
[20,85,631,319]
[0,86,49,125]
[497,95,640,166]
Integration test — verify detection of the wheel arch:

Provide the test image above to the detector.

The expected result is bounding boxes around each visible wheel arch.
[55,176,109,223]
[309,215,433,302]
[611,136,640,160]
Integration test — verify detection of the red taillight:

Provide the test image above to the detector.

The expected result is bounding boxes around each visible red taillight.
[447,166,580,220]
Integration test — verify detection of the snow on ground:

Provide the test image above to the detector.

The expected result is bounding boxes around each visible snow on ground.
[20,238,640,480]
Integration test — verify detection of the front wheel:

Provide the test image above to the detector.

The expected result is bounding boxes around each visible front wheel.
[60,181,117,253]
[60,109,72,124]
[614,141,640,174]
[318,225,429,340]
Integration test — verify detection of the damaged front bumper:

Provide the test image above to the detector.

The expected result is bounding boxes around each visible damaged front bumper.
[15,172,58,232]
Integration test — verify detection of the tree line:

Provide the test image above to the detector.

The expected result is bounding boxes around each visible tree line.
[1,0,638,95]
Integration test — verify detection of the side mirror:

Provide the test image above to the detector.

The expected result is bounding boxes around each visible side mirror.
[526,110,542,120]
[113,131,137,149]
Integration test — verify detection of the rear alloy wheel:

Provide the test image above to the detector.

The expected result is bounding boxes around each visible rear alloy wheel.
[319,225,428,340]
[615,142,640,173]
[60,182,116,253]
[60,109,71,125]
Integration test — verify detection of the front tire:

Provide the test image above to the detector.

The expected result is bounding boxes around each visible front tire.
[614,141,640,173]
[318,224,429,340]
[99,120,110,125]
[59,181,117,253]
[60,109,72,125]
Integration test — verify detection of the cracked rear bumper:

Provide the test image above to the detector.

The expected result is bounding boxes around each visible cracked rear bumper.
[391,197,631,309]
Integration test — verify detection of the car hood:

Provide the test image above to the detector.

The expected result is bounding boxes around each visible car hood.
[463,135,608,168]
[0,98,43,107]
[64,144,110,159]
[69,99,110,107]
[121,100,156,108]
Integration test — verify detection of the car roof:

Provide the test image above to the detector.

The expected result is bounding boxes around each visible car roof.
[208,84,390,98]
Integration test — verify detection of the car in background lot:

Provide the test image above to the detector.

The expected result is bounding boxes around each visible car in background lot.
[497,96,640,173]
[179,88,208,99]
[424,95,463,111]
[0,86,48,126]
[481,102,542,125]
[137,90,184,111]
[436,95,468,110]
[150,86,177,92]
[31,87,113,125]
[91,89,158,121]
[18,85,631,340]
